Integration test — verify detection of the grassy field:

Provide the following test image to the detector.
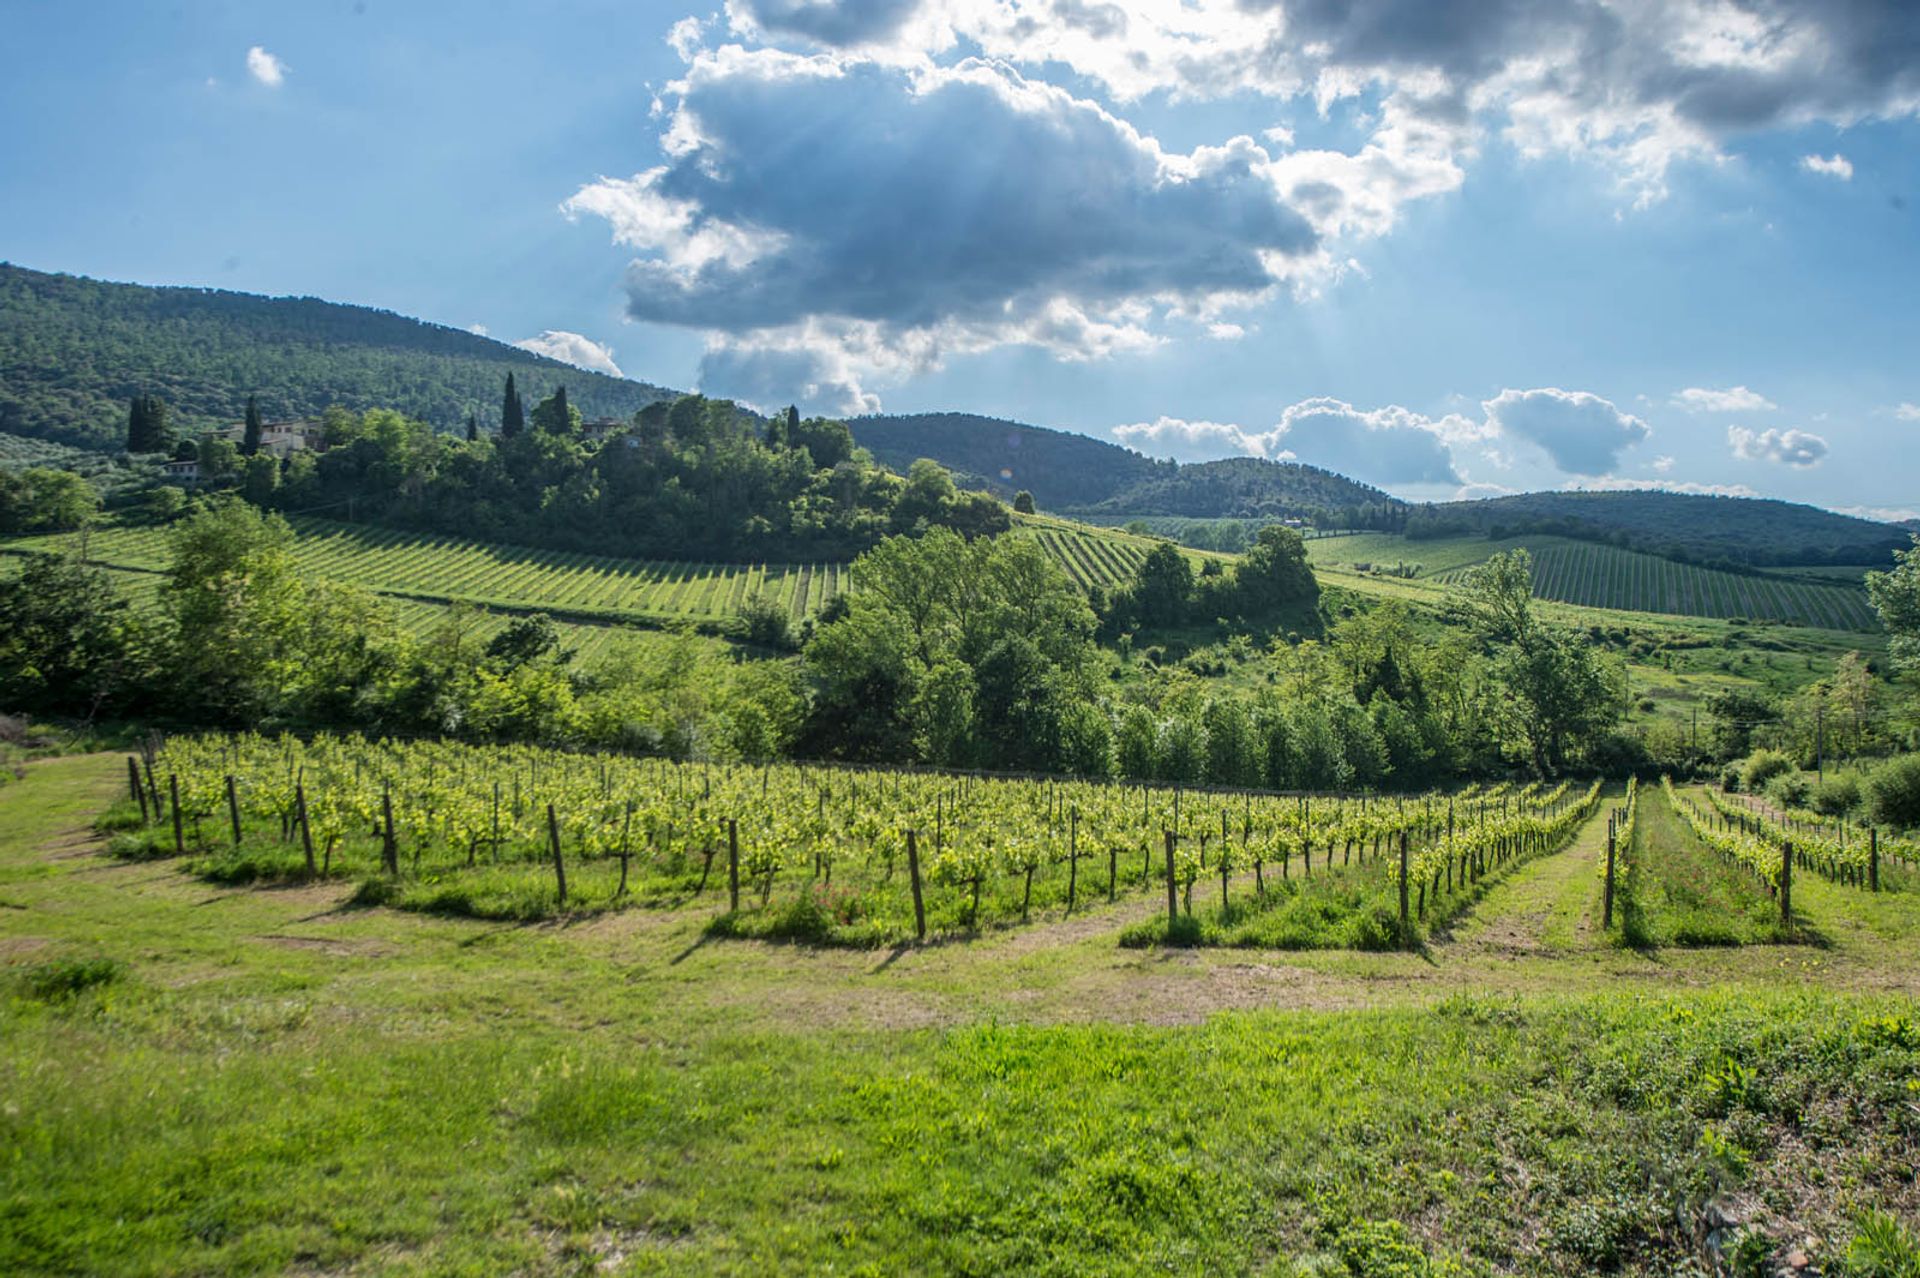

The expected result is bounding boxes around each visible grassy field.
[6,755,1920,1275]
[1614,781,1792,947]
[1306,532,1881,631]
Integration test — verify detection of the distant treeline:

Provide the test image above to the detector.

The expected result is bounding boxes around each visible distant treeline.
[1407,490,1906,570]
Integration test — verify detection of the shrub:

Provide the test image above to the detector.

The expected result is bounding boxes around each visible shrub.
[16,955,124,1001]
[738,593,793,650]
[1718,764,1743,793]
[1765,771,1812,812]
[1811,771,1865,818]
[1866,755,1920,832]
[1740,749,1795,793]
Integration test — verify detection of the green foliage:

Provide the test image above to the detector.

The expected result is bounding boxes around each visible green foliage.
[1867,755,1920,831]
[1740,749,1796,792]
[13,954,124,1001]
[0,467,97,534]
[0,263,668,447]
[1868,535,1920,673]
[1843,1211,1920,1278]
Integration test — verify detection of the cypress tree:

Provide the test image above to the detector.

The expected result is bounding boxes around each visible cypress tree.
[241,395,263,456]
[466,411,479,442]
[501,373,524,437]
[126,393,171,453]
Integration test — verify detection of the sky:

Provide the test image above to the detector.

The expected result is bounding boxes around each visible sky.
[3,1,1918,517]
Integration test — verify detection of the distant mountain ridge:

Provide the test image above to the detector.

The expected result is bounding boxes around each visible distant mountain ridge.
[0,262,671,448]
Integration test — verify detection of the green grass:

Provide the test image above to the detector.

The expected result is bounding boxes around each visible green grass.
[4,756,1920,1274]
[1615,782,1793,947]
[1307,532,1881,630]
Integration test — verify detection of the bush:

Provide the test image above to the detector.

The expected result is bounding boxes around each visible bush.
[1866,755,1920,832]
[15,955,124,1001]
[1740,749,1795,793]
[1718,764,1743,793]
[1765,771,1812,811]
[1811,771,1865,818]
[738,593,793,650]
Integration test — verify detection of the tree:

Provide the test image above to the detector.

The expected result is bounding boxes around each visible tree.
[0,468,98,534]
[163,499,307,721]
[532,386,579,436]
[1131,542,1196,627]
[1868,535,1920,674]
[501,373,525,438]
[1013,490,1035,515]
[1230,524,1317,620]
[241,394,263,456]
[465,411,479,443]
[125,393,170,453]
[0,555,140,716]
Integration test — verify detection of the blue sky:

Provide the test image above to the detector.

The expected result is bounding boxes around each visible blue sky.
[3,1,1918,517]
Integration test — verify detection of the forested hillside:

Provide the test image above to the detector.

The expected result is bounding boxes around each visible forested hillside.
[0,263,671,447]
[851,411,1401,524]
[1411,489,1905,569]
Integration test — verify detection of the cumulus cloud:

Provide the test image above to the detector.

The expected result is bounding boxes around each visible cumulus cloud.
[1482,388,1650,476]
[1801,153,1855,180]
[513,330,624,377]
[569,47,1322,408]
[723,0,1920,204]
[1728,424,1828,467]
[1895,403,1920,421]
[1112,398,1469,487]
[246,46,286,87]
[1672,385,1776,412]
[1111,417,1264,463]
[1569,476,1759,497]
[1832,504,1920,523]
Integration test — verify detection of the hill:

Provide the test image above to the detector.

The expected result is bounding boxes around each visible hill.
[1410,489,1905,569]
[0,263,672,448]
[850,411,1401,523]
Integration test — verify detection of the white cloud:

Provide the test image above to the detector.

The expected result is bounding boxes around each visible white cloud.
[467,323,490,337]
[1569,477,1759,498]
[1800,153,1854,180]
[1672,385,1776,413]
[246,46,286,88]
[1111,417,1263,463]
[1482,388,1651,476]
[1727,424,1828,467]
[1895,403,1920,421]
[513,330,624,377]
[1112,397,1470,487]
[1650,455,1676,473]
[1831,505,1920,523]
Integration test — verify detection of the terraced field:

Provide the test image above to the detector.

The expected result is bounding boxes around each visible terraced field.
[1308,532,1879,631]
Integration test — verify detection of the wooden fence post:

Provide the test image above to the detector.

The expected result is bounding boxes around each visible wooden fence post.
[225,774,242,848]
[546,803,567,909]
[727,818,740,912]
[169,774,184,857]
[1869,827,1879,894]
[906,828,926,942]
[1067,809,1078,914]
[295,782,316,877]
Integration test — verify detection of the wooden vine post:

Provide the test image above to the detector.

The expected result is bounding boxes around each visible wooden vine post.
[1869,827,1879,894]
[905,828,926,942]
[1066,808,1079,914]
[1397,830,1409,930]
[128,757,147,822]
[1603,821,1616,930]
[727,817,740,912]
[1780,839,1793,930]
[1164,830,1177,926]
[295,782,316,877]
[381,782,398,876]
[225,774,242,848]
[546,803,567,908]
[169,774,184,857]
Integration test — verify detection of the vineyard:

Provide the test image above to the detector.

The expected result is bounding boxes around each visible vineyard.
[121,733,1594,948]
[2,513,1179,631]
[1308,532,1880,630]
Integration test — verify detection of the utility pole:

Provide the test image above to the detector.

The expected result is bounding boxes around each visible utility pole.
[1815,705,1824,784]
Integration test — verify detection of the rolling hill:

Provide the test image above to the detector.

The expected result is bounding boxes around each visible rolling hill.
[851,411,1401,522]
[0,262,672,448]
